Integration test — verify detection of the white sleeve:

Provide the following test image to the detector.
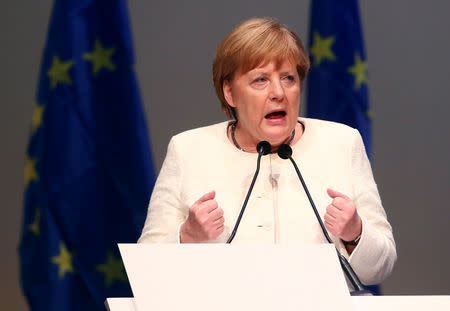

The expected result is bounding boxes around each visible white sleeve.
[138,137,187,243]
[347,130,397,285]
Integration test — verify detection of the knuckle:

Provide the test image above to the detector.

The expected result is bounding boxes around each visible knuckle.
[191,204,202,215]
[343,213,352,223]
[195,214,207,226]
[343,213,351,221]
[198,215,208,226]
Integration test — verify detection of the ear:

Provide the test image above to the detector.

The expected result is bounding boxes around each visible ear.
[223,80,236,108]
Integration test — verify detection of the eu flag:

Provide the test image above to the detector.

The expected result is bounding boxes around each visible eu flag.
[307,0,380,294]
[307,0,371,158]
[19,0,155,309]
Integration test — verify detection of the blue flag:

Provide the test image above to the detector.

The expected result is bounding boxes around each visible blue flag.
[307,0,379,294]
[307,0,371,158]
[19,0,155,309]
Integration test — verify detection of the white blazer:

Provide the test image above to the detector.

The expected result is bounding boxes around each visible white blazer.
[139,118,396,286]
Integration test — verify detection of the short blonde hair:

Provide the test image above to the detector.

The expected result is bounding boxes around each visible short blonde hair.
[213,18,310,119]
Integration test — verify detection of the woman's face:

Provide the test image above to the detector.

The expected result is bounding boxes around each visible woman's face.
[224,59,301,148]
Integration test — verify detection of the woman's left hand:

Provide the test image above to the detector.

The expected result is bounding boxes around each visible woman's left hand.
[324,188,362,242]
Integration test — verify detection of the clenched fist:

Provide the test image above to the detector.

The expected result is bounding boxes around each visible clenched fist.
[323,188,362,243]
[180,191,225,243]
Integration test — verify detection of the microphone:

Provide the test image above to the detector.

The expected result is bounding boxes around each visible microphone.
[257,140,272,155]
[227,141,271,243]
[277,144,371,295]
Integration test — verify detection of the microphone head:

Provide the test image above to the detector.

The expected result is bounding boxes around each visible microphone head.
[257,141,272,155]
[277,144,292,159]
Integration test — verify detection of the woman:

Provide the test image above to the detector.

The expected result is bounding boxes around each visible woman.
[138,18,396,286]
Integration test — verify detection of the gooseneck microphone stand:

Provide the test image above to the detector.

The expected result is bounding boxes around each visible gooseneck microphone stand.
[277,144,372,296]
[227,141,272,243]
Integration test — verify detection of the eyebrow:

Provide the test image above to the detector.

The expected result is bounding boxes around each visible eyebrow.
[249,69,296,76]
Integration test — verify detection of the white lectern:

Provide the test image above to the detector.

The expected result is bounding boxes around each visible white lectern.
[106,244,450,311]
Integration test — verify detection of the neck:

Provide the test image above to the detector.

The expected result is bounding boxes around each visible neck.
[229,121,299,153]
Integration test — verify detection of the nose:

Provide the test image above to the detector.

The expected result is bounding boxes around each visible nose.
[269,78,285,102]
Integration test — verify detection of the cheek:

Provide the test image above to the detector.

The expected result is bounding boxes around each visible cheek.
[241,93,265,112]
[288,90,301,107]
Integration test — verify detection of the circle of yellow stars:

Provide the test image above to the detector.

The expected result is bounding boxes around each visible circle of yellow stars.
[25,38,125,288]
[51,243,74,279]
[96,252,127,287]
[24,157,38,188]
[348,53,368,90]
[45,39,116,89]
[28,208,41,235]
[309,31,368,90]
[310,31,336,67]
[47,56,74,89]
[83,39,116,76]
[309,30,370,118]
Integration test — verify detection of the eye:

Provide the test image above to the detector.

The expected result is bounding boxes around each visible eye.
[282,74,297,86]
[254,77,266,83]
[251,76,268,89]
[284,75,296,82]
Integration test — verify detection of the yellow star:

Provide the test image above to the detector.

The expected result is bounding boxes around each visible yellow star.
[29,208,42,235]
[348,53,368,89]
[24,157,38,188]
[310,31,336,66]
[31,103,45,134]
[51,243,74,279]
[47,55,74,89]
[366,110,373,120]
[96,252,127,287]
[83,39,116,75]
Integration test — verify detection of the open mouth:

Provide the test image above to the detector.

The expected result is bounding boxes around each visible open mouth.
[265,110,286,119]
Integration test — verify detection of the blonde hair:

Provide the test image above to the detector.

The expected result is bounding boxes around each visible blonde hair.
[213,18,310,119]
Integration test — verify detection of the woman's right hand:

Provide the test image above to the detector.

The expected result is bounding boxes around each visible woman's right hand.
[180,190,225,243]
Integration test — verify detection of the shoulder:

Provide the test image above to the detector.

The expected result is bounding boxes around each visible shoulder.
[299,118,361,148]
[297,117,362,155]
[300,117,359,138]
[169,121,229,150]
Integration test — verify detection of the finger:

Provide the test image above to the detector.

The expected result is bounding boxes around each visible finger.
[209,206,224,221]
[324,220,335,234]
[212,216,225,227]
[200,199,219,214]
[326,204,339,218]
[324,213,335,224]
[216,224,225,233]
[327,188,350,200]
[194,190,216,205]
[331,197,347,210]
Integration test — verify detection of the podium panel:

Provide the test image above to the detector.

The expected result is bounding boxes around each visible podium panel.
[119,244,354,311]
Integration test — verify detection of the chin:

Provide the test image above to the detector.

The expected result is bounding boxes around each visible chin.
[265,133,290,147]
[266,125,291,138]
